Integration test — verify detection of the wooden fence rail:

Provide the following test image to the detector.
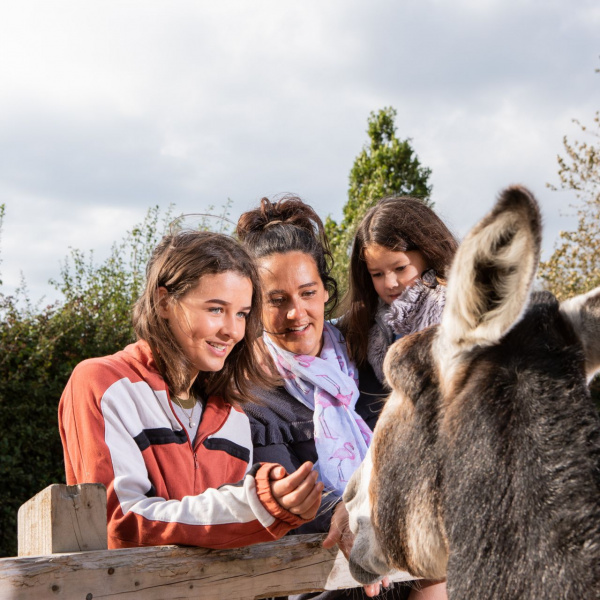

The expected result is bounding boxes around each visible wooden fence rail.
[0,484,414,599]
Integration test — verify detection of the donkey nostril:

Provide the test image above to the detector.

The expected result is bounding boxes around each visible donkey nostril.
[357,516,371,533]
[349,559,381,585]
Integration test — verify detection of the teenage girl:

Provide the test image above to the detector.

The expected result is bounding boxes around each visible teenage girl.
[59,229,322,550]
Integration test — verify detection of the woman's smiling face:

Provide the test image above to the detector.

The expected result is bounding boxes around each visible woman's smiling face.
[258,251,328,357]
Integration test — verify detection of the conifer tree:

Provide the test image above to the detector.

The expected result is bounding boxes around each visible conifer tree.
[326,107,432,297]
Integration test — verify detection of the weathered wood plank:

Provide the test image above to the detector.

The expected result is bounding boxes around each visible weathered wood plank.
[17,484,107,557]
[0,534,414,600]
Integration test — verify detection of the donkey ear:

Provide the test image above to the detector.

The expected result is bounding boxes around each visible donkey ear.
[560,287,600,381]
[440,186,542,352]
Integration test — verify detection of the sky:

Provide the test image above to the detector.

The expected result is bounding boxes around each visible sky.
[0,0,598,304]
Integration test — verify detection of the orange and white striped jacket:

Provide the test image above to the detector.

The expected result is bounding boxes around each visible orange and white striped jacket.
[59,340,305,549]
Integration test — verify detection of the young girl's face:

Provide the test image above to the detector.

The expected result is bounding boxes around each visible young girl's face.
[158,271,253,378]
[363,243,428,305]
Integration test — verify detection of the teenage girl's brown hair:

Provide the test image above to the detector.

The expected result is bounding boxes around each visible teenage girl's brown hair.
[236,194,339,317]
[340,196,459,365]
[132,230,264,403]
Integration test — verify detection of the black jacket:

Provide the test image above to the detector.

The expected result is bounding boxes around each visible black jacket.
[243,364,410,600]
[244,363,387,535]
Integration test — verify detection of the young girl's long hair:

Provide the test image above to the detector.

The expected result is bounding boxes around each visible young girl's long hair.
[340,196,459,365]
[132,230,265,403]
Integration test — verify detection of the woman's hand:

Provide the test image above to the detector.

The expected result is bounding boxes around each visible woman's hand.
[322,501,354,558]
[270,461,323,520]
[323,502,391,597]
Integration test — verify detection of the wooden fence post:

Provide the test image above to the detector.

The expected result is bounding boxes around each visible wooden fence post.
[17,483,107,556]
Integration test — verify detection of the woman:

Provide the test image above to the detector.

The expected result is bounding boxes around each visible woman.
[236,196,404,599]
[59,228,322,549]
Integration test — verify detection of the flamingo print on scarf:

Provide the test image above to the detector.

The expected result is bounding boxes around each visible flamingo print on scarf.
[263,322,372,496]
[329,442,356,483]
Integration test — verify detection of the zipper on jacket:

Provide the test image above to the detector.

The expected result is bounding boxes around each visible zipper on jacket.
[193,399,231,451]
[192,400,233,493]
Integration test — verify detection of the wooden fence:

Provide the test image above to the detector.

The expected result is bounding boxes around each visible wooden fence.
[0,484,414,599]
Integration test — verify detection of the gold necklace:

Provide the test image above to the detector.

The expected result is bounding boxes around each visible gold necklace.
[172,395,198,428]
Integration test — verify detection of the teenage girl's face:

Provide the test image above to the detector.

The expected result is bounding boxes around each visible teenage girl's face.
[258,251,329,357]
[158,271,253,380]
[363,243,429,305]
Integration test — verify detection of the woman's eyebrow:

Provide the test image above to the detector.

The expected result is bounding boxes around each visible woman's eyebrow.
[205,298,252,311]
[266,281,318,295]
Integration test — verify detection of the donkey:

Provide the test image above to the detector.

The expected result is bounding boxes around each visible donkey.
[344,186,600,599]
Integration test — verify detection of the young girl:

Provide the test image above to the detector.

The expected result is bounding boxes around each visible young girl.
[339,196,458,600]
[341,196,458,387]
[59,229,322,549]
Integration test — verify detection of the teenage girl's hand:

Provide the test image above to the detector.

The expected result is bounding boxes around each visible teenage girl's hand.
[270,461,323,520]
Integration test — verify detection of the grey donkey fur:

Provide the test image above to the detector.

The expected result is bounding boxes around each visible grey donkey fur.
[345,186,600,599]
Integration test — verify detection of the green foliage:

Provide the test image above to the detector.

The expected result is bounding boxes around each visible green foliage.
[326,107,433,297]
[0,205,170,557]
[538,63,600,409]
[169,198,235,235]
[538,110,600,300]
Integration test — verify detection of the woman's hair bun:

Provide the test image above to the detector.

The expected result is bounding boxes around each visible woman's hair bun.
[236,194,325,241]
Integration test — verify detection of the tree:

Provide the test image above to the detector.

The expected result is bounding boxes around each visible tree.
[0,201,239,557]
[326,107,433,297]
[539,60,600,300]
[538,110,600,300]
[538,63,600,408]
[0,206,169,557]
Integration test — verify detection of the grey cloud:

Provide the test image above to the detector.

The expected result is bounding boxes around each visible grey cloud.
[0,109,195,207]
[0,0,596,303]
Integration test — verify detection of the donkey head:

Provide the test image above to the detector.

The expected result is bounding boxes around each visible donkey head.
[344,186,600,598]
